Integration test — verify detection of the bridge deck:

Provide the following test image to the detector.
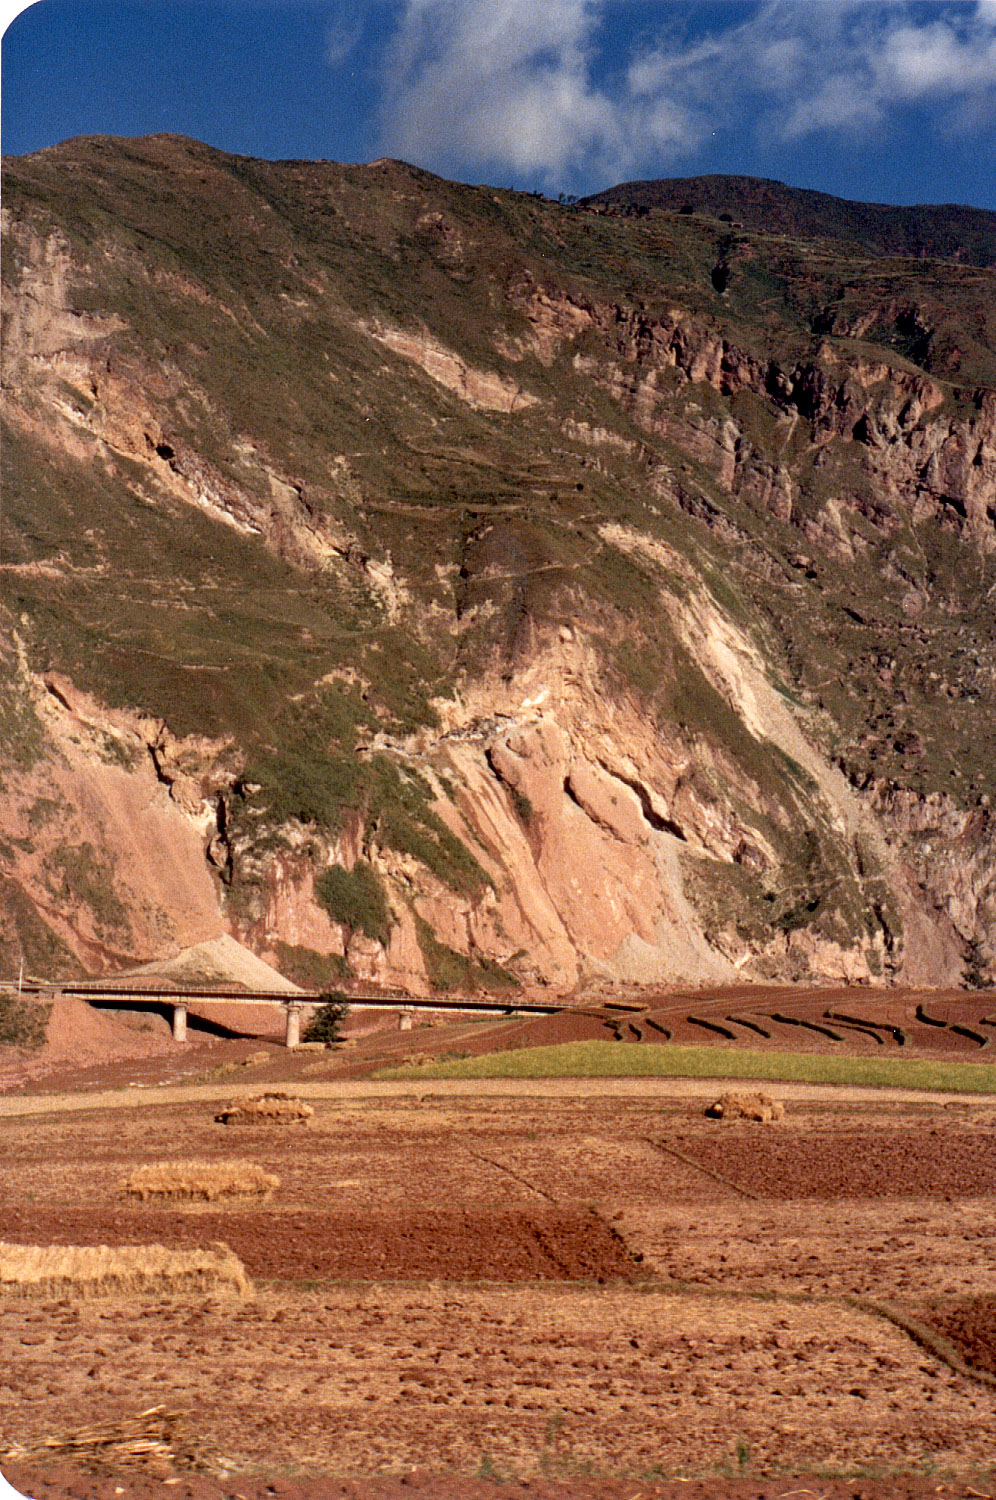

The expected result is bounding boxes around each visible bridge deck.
[6,982,570,1018]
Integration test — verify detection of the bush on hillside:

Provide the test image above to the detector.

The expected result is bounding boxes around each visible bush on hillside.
[303,991,350,1046]
[0,993,49,1048]
[315,861,392,945]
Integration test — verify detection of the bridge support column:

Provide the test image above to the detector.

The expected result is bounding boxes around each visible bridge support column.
[285,1002,302,1049]
[399,1006,416,1032]
[171,1003,187,1043]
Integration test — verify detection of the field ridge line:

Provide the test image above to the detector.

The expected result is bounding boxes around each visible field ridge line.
[463,1148,557,1202]
[846,1295,996,1391]
[641,1135,763,1200]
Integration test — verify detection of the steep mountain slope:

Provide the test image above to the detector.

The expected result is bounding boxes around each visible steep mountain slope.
[2,134,994,993]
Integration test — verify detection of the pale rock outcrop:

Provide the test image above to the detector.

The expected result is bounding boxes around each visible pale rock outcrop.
[363,321,538,412]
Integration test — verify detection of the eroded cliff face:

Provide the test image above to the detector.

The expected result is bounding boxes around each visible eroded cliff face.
[532,286,996,552]
[5,597,987,993]
[0,643,227,975]
[2,136,993,992]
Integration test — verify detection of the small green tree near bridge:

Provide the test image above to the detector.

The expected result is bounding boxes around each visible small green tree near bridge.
[302,990,350,1047]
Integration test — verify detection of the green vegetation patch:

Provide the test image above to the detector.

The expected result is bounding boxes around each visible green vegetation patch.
[270,942,348,989]
[0,992,51,1049]
[414,914,519,994]
[0,662,47,776]
[43,843,129,941]
[316,861,392,945]
[237,747,489,897]
[231,676,489,898]
[377,1040,995,1093]
[302,991,350,1046]
[0,877,81,981]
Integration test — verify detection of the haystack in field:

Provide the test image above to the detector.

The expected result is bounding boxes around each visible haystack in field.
[705,1090,785,1122]
[122,1160,279,1202]
[215,1091,312,1125]
[0,1241,253,1299]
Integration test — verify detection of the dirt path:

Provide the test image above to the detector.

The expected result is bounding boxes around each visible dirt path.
[2,1074,994,1119]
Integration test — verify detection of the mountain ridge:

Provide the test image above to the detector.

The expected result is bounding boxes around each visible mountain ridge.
[581,173,996,268]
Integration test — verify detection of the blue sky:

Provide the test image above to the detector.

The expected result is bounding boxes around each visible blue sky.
[2,1,996,207]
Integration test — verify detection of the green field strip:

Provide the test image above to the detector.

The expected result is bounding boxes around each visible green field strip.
[375,1040,996,1093]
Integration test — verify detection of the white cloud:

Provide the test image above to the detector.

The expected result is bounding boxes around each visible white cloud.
[630,1,996,143]
[378,0,703,186]
[374,1,996,189]
[326,15,363,70]
[875,17,996,98]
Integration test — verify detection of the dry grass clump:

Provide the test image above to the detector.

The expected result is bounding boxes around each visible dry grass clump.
[705,1090,785,1122]
[215,1091,313,1126]
[122,1160,279,1202]
[1,1405,229,1475]
[0,1240,253,1300]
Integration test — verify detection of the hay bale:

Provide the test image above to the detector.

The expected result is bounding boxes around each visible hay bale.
[122,1160,279,1202]
[705,1090,785,1122]
[0,1240,253,1300]
[2,1404,227,1475]
[214,1091,312,1126]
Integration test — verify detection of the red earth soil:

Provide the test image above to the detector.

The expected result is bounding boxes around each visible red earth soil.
[661,1128,996,1198]
[0,1206,641,1282]
[916,1294,996,1377]
[2,1464,984,1500]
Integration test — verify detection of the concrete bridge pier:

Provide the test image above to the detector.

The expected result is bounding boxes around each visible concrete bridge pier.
[172,1003,187,1043]
[399,1006,416,1031]
[284,1001,303,1049]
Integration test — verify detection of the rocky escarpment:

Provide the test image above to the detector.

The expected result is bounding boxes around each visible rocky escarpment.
[524,286,996,550]
[2,135,993,992]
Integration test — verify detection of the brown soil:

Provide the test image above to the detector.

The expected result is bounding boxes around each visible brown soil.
[4,984,995,1102]
[0,997,176,1091]
[4,1464,983,1500]
[619,1197,996,1300]
[916,1294,996,1377]
[341,987,996,1071]
[0,1204,640,1282]
[3,1287,994,1484]
[2,1022,995,1500]
[661,1125,996,1198]
[0,1000,274,1096]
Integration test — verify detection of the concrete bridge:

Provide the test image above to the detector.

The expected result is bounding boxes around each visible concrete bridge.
[6,981,574,1048]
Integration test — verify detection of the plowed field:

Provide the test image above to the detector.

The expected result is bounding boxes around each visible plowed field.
[2,1082,994,1499]
[659,1122,996,1197]
[0,1203,639,1281]
[915,1294,996,1377]
[4,1286,994,1479]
